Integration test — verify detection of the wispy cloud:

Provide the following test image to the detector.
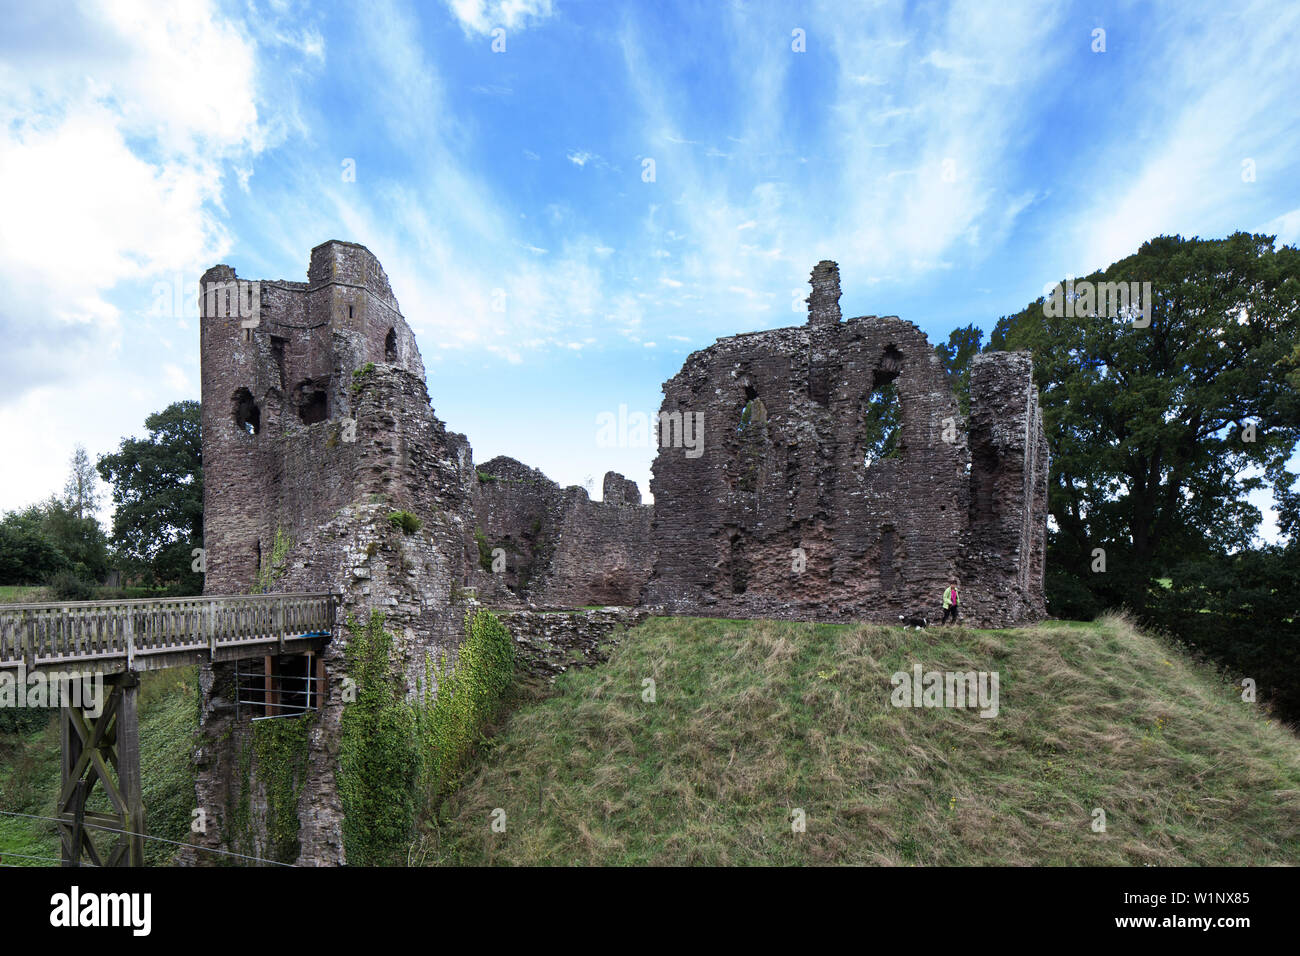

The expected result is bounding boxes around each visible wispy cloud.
[444,0,555,37]
[4,0,1298,511]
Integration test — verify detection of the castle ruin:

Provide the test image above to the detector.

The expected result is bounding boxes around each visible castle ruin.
[646,260,1048,627]
[193,244,1045,864]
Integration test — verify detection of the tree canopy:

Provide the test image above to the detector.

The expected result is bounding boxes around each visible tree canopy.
[988,232,1300,616]
[96,400,203,591]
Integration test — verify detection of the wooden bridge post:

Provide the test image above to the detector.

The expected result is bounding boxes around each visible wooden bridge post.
[58,672,146,867]
[116,674,146,866]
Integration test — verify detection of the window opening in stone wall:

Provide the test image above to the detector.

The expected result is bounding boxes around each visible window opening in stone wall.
[233,387,260,435]
[294,379,329,425]
[385,327,397,362]
[728,533,749,594]
[738,393,766,432]
[735,387,767,493]
[236,653,322,720]
[808,359,831,406]
[863,347,903,468]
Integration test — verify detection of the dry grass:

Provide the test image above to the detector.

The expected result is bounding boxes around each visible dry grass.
[425,613,1300,865]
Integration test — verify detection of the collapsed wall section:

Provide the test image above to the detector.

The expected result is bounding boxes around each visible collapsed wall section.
[959,351,1049,623]
[646,314,969,621]
[468,458,652,607]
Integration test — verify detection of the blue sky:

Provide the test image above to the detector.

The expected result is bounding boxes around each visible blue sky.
[1,0,1298,536]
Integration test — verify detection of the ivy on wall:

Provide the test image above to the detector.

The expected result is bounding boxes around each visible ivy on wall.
[255,526,292,593]
[338,608,516,863]
[224,712,312,865]
[339,611,417,866]
[417,608,515,803]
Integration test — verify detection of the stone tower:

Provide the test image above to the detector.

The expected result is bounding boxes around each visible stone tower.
[194,241,479,865]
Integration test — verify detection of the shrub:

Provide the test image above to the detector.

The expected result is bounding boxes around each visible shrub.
[47,570,96,601]
[387,510,422,535]
[0,708,53,736]
[474,528,493,571]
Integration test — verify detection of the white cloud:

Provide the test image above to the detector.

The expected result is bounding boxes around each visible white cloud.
[0,0,300,513]
[1262,208,1300,247]
[444,0,555,37]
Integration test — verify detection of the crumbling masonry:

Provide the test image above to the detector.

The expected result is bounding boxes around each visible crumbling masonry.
[645,260,1048,628]
[194,241,651,865]
[194,244,1045,865]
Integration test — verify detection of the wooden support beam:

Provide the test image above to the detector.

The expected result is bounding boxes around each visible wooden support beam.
[58,673,145,867]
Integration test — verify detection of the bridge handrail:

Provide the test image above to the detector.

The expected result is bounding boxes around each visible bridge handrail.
[0,592,341,668]
[0,591,341,612]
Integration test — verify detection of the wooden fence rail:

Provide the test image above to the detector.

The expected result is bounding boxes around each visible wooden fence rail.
[0,593,339,670]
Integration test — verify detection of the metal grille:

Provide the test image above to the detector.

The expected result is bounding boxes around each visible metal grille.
[235,655,322,720]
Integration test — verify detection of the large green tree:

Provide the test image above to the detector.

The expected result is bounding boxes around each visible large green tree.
[989,232,1300,616]
[0,507,68,585]
[0,497,109,587]
[97,400,203,592]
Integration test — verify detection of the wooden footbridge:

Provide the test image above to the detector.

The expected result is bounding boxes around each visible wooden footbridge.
[0,592,339,867]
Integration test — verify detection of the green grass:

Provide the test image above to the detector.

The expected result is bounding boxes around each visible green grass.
[424,613,1300,865]
[0,668,198,865]
[0,585,172,605]
[0,586,50,604]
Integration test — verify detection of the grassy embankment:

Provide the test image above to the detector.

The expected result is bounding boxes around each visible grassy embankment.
[426,614,1299,865]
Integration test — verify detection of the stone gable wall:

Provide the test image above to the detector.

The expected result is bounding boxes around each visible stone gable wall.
[645,261,1048,628]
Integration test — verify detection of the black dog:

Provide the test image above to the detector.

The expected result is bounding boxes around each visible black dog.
[898,612,928,629]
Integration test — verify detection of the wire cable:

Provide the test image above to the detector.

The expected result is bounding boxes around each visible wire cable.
[0,809,295,867]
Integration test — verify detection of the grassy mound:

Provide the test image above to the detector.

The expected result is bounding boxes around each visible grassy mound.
[426,614,1300,865]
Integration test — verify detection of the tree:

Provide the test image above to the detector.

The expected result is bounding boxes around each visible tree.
[97,401,203,592]
[989,232,1300,615]
[63,444,101,519]
[0,507,68,585]
[934,323,983,415]
[0,499,108,586]
[38,497,110,581]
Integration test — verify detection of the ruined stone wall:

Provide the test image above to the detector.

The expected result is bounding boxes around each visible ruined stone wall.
[199,241,429,595]
[468,456,566,603]
[194,242,477,866]
[494,607,648,680]
[468,458,653,607]
[539,486,653,607]
[191,243,1047,864]
[645,261,1048,628]
[958,352,1049,623]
